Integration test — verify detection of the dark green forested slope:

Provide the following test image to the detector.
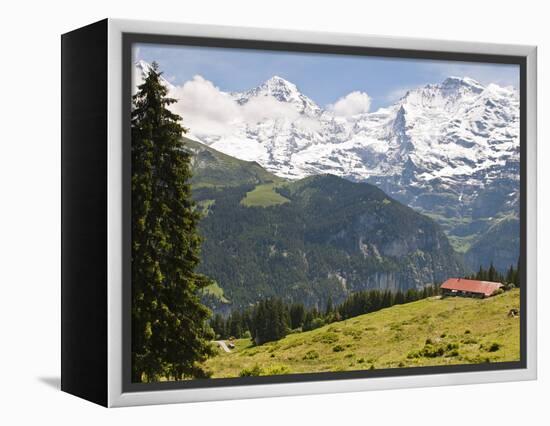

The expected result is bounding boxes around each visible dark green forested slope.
[185,139,465,313]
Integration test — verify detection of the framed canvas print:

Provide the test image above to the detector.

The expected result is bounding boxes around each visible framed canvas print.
[61,19,537,407]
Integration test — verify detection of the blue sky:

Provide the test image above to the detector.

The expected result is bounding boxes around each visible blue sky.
[134,43,519,111]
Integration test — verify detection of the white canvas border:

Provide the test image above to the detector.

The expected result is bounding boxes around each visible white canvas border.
[106,19,537,407]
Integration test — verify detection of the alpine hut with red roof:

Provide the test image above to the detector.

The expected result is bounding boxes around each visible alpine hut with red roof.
[440,278,503,299]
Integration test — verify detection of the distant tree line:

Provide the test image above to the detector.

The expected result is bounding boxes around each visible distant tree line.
[337,285,439,320]
[466,260,520,287]
[210,285,440,345]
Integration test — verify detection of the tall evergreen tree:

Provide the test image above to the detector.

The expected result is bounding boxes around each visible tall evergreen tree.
[325,296,334,316]
[289,303,305,329]
[476,265,485,281]
[302,310,315,332]
[381,290,394,308]
[131,62,214,382]
[394,290,405,305]
[250,298,289,344]
[211,314,225,339]
[506,264,515,284]
[229,311,243,338]
[487,262,497,282]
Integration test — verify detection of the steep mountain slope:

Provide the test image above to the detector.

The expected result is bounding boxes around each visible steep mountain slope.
[185,139,464,312]
[217,76,519,271]
[204,289,520,377]
[184,137,284,188]
[136,61,520,271]
[464,216,520,272]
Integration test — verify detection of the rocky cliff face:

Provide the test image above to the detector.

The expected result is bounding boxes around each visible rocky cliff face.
[464,216,520,272]
[279,174,465,296]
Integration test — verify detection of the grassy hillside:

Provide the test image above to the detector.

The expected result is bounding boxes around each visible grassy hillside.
[184,137,284,188]
[203,289,520,377]
[241,183,290,207]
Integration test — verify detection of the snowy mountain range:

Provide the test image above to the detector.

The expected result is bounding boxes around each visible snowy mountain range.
[134,60,520,270]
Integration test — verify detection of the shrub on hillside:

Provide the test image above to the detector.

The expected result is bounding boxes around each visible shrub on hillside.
[315,332,339,344]
[409,341,461,359]
[265,365,290,375]
[487,342,501,352]
[303,350,319,360]
[421,345,445,358]
[239,364,263,377]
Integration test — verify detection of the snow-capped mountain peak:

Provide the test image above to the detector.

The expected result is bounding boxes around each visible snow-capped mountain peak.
[132,60,519,221]
[135,59,153,73]
[399,76,490,115]
[441,76,485,93]
[263,75,298,91]
[233,75,321,116]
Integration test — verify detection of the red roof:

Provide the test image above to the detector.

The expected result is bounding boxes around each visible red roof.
[440,278,502,297]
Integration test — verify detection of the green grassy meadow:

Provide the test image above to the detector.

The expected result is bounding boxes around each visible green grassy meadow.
[240,183,290,207]
[203,289,520,378]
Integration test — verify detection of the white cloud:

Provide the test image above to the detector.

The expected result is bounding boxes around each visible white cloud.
[167,75,303,137]
[294,116,322,133]
[328,91,372,117]
[241,96,300,124]
[151,74,375,136]
[170,75,240,136]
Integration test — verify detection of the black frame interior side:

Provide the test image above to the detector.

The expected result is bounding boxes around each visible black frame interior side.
[122,32,527,393]
[61,19,109,406]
